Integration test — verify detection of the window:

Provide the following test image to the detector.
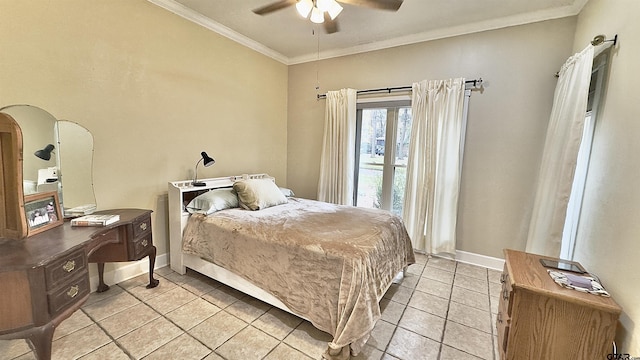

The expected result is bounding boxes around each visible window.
[354,100,412,216]
[560,49,610,260]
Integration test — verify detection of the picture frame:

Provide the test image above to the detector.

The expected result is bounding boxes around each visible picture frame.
[24,191,63,237]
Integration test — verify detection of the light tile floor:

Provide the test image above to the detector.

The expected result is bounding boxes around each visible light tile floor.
[0,254,502,360]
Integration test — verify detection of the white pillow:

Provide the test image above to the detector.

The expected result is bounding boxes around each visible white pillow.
[233,179,288,210]
[186,188,238,215]
[279,187,295,197]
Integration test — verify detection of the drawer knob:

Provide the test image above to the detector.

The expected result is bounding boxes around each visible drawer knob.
[503,289,509,301]
[139,222,148,231]
[141,239,148,247]
[62,260,76,272]
[67,285,79,298]
[497,312,503,323]
[500,274,506,283]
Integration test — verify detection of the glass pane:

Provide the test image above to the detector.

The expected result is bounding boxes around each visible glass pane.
[394,107,412,166]
[391,166,406,216]
[359,109,386,165]
[356,165,383,209]
[357,109,387,208]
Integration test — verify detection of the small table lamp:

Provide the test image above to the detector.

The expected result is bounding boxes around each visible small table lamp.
[192,151,215,187]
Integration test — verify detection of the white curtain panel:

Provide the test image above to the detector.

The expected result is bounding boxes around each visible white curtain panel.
[403,78,466,254]
[317,88,357,205]
[526,45,595,257]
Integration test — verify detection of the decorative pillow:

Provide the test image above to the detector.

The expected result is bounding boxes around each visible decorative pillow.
[186,188,238,215]
[279,187,295,197]
[233,179,288,210]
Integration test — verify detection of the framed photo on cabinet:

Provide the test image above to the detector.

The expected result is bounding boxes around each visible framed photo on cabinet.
[24,191,63,237]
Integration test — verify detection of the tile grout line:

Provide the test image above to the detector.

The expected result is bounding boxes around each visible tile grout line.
[383,258,428,359]
[79,288,137,360]
[436,259,457,360]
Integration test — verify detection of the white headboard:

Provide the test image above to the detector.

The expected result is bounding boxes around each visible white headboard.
[167,173,272,273]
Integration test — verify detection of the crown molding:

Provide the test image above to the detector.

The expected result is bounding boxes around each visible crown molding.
[288,1,589,64]
[148,0,289,64]
[149,0,589,66]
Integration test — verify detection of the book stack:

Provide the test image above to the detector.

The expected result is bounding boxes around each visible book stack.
[71,214,120,227]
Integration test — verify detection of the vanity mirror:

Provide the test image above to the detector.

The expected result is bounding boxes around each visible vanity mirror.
[0,105,96,217]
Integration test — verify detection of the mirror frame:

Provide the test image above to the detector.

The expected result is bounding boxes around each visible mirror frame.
[0,112,27,239]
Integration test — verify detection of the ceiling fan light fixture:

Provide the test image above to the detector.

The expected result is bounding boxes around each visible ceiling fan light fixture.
[327,1,343,20]
[296,0,313,18]
[310,6,324,23]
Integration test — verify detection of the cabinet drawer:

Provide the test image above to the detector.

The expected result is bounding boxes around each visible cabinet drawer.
[132,215,151,239]
[44,249,87,290]
[132,233,153,260]
[48,272,89,315]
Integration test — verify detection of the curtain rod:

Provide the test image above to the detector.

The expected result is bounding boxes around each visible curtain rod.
[316,78,483,99]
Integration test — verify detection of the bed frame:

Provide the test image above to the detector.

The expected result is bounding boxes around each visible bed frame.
[168,173,296,313]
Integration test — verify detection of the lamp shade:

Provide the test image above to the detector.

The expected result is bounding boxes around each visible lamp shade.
[310,6,324,23]
[327,1,343,19]
[296,0,313,18]
[201,151,215,167]
[35,144,55,161]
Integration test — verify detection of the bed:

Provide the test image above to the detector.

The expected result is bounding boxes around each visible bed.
[168,174,415,359]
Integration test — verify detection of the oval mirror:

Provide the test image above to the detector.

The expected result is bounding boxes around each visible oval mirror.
[0,105,96,216]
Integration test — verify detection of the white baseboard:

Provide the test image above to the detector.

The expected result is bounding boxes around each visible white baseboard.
[452,250,505,271]
[88,253,169,292]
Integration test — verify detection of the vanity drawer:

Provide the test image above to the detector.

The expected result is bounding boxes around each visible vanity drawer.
[132,233,153,260]
[44,248,87,290]
[47,271,89,315]
[132,214,151,239]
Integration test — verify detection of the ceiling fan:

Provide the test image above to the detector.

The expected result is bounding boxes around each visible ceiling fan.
[252,0,403,34]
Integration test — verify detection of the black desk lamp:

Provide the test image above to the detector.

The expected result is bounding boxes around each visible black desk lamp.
[34,144,55,161]
[192,151,215,187]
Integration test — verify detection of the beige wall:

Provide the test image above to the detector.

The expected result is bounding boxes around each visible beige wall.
[571,0,640,353]
[287,18,577,258]
[0,0,289,267]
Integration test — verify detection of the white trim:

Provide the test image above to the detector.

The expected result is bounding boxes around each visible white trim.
[431,250,505,271]
[89,253,169,292]
[357,94,411,104]
[148,0,589,66]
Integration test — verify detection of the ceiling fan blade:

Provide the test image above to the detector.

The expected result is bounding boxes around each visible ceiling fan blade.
[337,0,403,11]
[323,13,339,34]
[252,0,297,15]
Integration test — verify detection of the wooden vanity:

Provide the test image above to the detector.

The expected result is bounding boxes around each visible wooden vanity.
[0,209,159,360]
[1,111,158,359]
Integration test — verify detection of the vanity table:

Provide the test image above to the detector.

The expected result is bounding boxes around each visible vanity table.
[0,208,159,360]
[0,108,160,359]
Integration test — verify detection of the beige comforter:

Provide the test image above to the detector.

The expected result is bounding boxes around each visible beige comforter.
[182,198,415,358]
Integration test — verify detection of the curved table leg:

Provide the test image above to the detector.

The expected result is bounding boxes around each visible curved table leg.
[27,324,54,360]
[145,245,159,289]
[96,262,110,293]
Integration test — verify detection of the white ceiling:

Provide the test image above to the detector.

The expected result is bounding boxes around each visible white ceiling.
[149,0,588,65]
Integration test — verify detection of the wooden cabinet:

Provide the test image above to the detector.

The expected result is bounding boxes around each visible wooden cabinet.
[0,208,158,360]
[497,249,621,359]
